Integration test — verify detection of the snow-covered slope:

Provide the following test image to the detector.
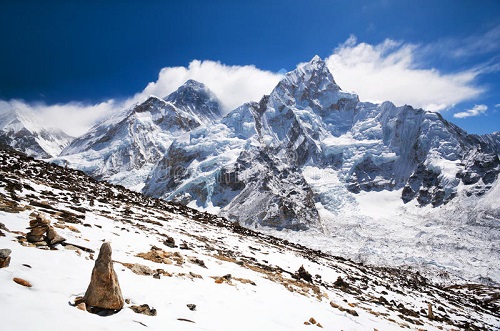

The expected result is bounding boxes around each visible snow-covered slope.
[1,147,498,331]
[0,107,73,158]
[56,80,222,190]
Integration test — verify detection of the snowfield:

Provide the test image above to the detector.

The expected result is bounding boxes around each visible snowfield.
[1,148,499,330]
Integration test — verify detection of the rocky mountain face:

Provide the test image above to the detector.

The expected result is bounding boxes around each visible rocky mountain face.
[0,107,73,158]
[142,56,500,230]
[55,80,222,189]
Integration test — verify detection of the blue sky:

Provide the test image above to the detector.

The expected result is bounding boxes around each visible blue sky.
[0,0,499,135]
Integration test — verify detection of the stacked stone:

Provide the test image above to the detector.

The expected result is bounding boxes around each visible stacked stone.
[27,213,50,244]
[26,212,65,246]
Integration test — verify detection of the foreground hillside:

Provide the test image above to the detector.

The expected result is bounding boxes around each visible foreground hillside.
[0,147,499,330]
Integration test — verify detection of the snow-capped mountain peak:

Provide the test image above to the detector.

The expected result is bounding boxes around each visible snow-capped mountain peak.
[165,79,222,125]
[270,56,358,112]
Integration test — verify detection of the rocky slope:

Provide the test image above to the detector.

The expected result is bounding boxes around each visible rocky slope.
[0,146,499,330]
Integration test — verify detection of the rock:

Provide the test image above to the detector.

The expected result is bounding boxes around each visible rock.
[428,303,434,320]
[317,323,323,328]
[26,213,65,246]
[0,248,11,258]
[163,235,176,248]
[13,277,32,287]
[334,276,348,289]
[190,258,207,268]
[309,317,317,324]
[130,304,157,316]
[0,222,7,237]
[130,263,154,276]
[187,304,196,311]
[295,265,313,283]
[46,226,65,245]
[76,302,87,311]
[83,242,124,311]
[0,248,11,268]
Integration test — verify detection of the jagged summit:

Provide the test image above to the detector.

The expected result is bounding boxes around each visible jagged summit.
[165,79,222,124]
[269,56,358,116]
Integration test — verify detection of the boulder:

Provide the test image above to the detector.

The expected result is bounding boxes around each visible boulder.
[83,242,124,311]
[129,263,154,276]
[0,248,11,268]
[130,304,157,316]
[46,226,65,245]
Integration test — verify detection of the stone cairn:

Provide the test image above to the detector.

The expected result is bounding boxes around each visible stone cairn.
[26,212,65,246]
[79,242,124,314]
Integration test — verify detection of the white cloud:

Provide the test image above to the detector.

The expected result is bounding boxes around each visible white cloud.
[0,61,282,137]
[0,99,122,137]
[453,104,488,119]
[135,60,283,111]
[1,35,494,137]
[325,36,485,112]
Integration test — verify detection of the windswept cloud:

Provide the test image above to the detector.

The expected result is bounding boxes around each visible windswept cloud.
[325,35,485,112]
[453,104,488,119]
[439,25,500,59]
[0,99,121,137]
[1,35,494,137]
[135,60,283,111]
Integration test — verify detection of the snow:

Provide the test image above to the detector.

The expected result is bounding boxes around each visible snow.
[0,107,73,158]
[1,149,499,330]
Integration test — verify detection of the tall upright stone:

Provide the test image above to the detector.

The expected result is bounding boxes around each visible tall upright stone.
[83,242,124,311]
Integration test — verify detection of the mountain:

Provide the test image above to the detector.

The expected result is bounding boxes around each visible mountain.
[144,56,499,221]
[56,80,222,190]
[1,146,498,330]
[0,106,73,158]
[142,57,500,284]
[3,56,500,286]
[165,79,223,125]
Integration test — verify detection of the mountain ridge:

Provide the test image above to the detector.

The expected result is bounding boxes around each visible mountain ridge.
[2,56,499,285]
